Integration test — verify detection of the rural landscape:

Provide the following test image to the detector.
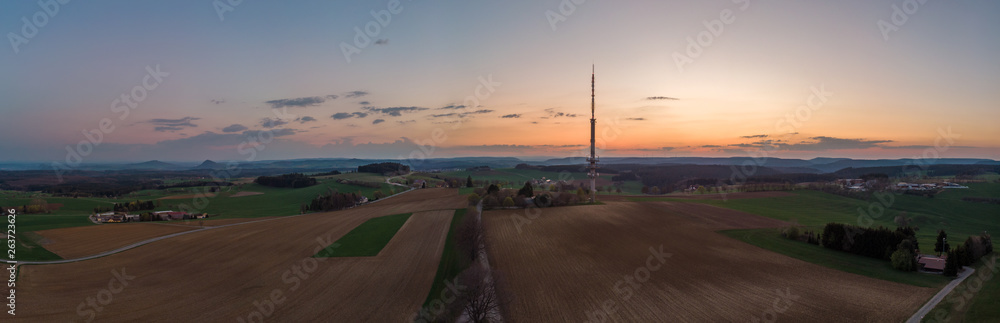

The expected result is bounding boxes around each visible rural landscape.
[3,1,998,322]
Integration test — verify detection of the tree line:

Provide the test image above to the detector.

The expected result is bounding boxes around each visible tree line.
[254,173,317,188]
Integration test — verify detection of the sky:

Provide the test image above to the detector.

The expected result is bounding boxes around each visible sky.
[2,0,998,162]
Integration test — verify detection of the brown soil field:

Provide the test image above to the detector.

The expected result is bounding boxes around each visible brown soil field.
[35,223,198,259]
[157,192,217,200]
[229,191,264,197]
[483,201,935,322]
[165,217,276,227]
[17,188,467,322]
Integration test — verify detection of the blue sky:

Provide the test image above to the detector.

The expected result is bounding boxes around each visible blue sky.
[2,0,998,162]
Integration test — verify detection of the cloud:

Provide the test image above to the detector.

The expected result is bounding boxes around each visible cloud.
[210,99,225,105]
[244,128,297,137]
[374,39,388,45]
[358,101,370,105]
[460,109,493,117]
[325,94,339,100]
[397,120,415,124]
[437,105,466,110]
[701,145,722,148]
[740,134,768,139]
[626,117,646,121]
[784,136,893,151]
[296,116,317,123]
[372,119,385,125]
[345,91,368,98]
[332,112,369,120]
[265,96,326,109]
[147,117,200,132]
[259,117,290,128]
[364,106,428,117]
[544,108,578,118]
[646,96,679,101]
[429,113,457,118]
[501,114,521,118]
[222,124,248,133]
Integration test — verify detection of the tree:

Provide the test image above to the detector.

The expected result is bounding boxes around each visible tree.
[373,190,385,200]
[487,184,500,195]
[641,186,649,194]
[935,230,948,256]
[650,186,660,195]
[467,175,474,188]
[891,240,917,271]
[894,212,910,227]
[502,197,515,208]
[517,181,534,197]
[457,265,507,323]
[616,187,622,194]
[467,193,481,206]
[943,248,959,277]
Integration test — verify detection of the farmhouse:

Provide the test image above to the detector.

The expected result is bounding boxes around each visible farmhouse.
[152,211,191,221]
[916,254,946,273]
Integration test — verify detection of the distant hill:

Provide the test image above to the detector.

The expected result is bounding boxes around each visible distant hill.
[125,160,180,170]
[193,160,223,170]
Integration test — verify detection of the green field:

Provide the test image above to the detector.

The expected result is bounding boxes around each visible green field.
[631,186,1000,253]
[722,229,949,288]
[313,212,412,257]
[421,208,471,311]
[923,254,1000,322]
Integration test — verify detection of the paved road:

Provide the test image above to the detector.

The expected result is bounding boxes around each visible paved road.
[906,266,975,323]
[2,188,416,266]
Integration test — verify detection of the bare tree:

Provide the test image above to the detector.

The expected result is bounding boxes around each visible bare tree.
[457,265,509,323]
[456,208,483,262]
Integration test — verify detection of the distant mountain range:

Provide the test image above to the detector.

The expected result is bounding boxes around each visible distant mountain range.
[0,157,996,174]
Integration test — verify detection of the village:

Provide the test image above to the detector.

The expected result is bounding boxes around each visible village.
[91,210,208,223]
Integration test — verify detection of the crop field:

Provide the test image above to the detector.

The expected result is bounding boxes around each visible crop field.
[483,201,936,322]
[34,223,198,259]
[15,188,466,322]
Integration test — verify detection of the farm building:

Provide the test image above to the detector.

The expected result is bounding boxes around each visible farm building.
[917,254,946,272]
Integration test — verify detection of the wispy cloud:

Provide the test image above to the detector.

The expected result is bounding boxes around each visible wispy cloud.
[331,112,369,120]
[374,39,388,45]
[259,117,289,128]
[147,116,200,132]
[544,108,578,118]
[345,91,369,98]
[266,96,326,109]
[325,94,339,100]
[501,114,521,118]
[626,117,646,121]
[210,99,225,105]
[363,106,428,117]
[358,101,370,105]
[221,124,247,133]
[740,134,768,138]
[646,96,679,101]
[296,116,317,123]
[437,105,466,110]
[372,119,385,125]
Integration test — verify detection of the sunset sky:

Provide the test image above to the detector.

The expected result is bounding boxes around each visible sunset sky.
[2,0,998,162]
